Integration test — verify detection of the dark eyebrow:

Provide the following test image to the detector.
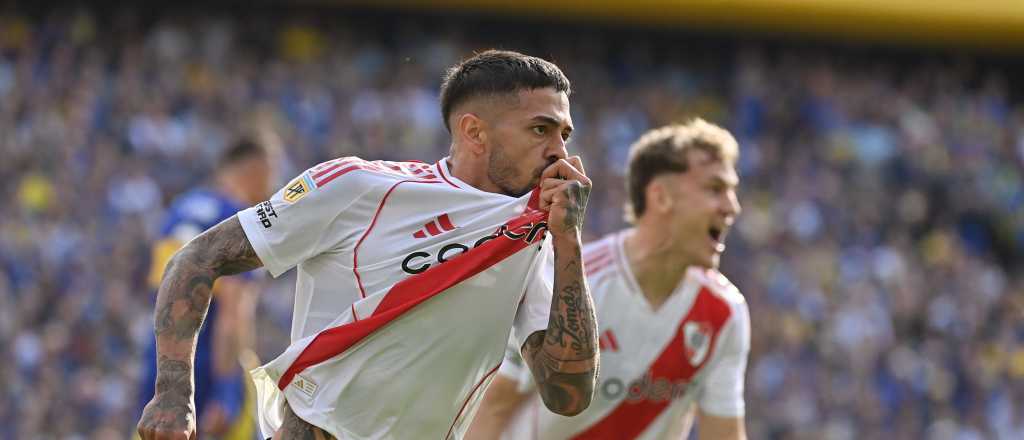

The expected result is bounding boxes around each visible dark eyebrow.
[530,115,573,133]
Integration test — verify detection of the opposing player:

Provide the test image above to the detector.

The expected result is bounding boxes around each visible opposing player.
[137,50,599,440]
[137,136,276,439]
[468,120,749,439]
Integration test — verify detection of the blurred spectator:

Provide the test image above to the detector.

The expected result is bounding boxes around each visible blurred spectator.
[0,5,1022,439]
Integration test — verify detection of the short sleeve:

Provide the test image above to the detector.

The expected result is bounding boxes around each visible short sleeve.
[511,238,554,350]
[238,163,375,278]
[697,300,750,417]
[496,335,537,393]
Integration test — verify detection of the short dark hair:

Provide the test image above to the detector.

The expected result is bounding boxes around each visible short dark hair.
[439,49,571,132]
[626,119,739,222]
[217,137,268,170]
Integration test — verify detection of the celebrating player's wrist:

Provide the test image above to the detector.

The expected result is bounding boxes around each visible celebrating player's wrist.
[550,228,583,247]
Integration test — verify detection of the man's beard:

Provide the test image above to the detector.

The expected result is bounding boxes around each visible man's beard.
[487,143,548,197]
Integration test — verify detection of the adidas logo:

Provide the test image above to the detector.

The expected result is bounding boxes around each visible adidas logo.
[598,329,619,352]
[413,213,457,238]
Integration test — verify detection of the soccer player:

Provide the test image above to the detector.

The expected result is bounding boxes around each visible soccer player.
[137,136,276,439]
[137,50,600,440]
[467,120,750,440]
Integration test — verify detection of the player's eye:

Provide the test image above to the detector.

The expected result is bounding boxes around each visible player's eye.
[562,131,572,142]
[532,126,547,136]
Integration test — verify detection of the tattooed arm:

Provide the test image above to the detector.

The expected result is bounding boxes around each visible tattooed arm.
[524,156,599,416]
[137,216,263,440]
[273,403,337,440]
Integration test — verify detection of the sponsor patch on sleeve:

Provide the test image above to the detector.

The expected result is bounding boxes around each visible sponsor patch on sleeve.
[283,173,316,203]
[255,201,278,228]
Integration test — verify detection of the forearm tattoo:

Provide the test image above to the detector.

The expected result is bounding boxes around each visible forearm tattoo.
[137,357,195,428]
[277,404,336,440]
[546,245,598,359]
[153,216,262,377]
[524,243,599,415]
[523,332,595,415]
[544,279,594,357]
[153,357,193,394]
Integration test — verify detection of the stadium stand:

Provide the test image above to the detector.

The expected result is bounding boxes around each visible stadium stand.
[1,5,1022,439]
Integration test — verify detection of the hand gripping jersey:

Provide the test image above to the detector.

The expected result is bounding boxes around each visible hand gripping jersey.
[237,157,554,439]
[499,231,750,440]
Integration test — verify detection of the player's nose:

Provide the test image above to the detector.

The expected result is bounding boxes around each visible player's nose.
[545,139,568,163]
[723,192,741,218]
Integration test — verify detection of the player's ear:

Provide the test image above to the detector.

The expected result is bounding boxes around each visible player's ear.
[455,112,487,156]
[648,178,674,214]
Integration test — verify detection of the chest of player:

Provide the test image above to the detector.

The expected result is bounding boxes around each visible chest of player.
[590,277,732,404]
[350,183,541,297]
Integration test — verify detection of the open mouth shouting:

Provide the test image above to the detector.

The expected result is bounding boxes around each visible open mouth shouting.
[708,224,728,253]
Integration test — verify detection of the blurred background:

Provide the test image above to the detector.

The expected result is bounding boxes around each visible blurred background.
[2,1,1024,439]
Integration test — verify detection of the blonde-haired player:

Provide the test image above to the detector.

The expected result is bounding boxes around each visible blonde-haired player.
[469,119,749,440]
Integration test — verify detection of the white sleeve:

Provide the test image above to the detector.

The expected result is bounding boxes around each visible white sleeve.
[697,300,750,417]
[496,335,537,393]
[511,238,554,350]
[237,164,375,278]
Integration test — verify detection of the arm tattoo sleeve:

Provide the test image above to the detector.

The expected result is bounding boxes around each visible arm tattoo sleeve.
[278,403,336,440]
[522,239,600,416]
[152,215,263,391]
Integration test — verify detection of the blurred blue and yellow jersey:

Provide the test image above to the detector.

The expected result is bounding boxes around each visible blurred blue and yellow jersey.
[138,187,255,439]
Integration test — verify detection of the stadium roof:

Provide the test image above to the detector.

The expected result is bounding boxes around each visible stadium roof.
[343,0,1024,51]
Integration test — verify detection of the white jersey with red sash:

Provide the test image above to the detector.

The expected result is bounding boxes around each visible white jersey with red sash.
[499,231,749,440]
[237,157,554,439]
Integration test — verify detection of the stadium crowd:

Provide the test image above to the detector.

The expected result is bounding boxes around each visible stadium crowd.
[1,6,1022,440]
